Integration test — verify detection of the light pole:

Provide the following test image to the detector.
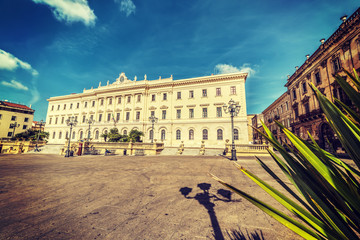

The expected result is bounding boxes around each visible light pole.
[35,120,44,152]
[86,118,94,142]
[223,99,241,160]
[149,115,158,143]
[65,116,78,157]
[11,122,20,138]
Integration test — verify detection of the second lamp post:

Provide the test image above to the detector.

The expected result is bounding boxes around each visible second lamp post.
[65,116,78,157]
[223,99,241,160]
[149,115,158,143]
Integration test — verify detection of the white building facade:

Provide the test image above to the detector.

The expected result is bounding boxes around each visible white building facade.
[45,72,248,148]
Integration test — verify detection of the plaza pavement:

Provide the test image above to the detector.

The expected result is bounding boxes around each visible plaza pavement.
[0,153,303,240]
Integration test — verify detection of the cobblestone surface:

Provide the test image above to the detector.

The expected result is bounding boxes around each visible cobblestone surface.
[0,154,303,240]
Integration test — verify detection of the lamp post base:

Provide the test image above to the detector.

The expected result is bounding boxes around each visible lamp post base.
[230,149,237,161]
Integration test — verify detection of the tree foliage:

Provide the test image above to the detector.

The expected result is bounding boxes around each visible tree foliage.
[12,129,49,141]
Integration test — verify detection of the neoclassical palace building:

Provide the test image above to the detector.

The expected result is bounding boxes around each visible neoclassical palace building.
[45,72,249,148]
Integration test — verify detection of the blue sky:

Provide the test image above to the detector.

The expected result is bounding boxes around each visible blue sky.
[0,0,359,121]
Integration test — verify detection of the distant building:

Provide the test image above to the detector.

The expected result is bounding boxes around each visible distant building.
[32,121,46,132]
[251,114,264,144]
[0,101,35,139]
[284,8,360,152]
[247,114,255,144]
[262,92,292,145]
[45,72,249,148]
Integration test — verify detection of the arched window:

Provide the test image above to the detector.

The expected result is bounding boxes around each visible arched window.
[161,129,166,140]
[176,130,181,140]
[149,130,153,140]
[65,131,69,139]
[95,130,99,140]
[79,131,83,139]
[123,130,127,135]
[59,131,62,139]
[72,131,75,139]
[217,129,223,140]
[189,129,194,140]
[234,129,239,140]
[52,132,56,139]
[202,129,208,140]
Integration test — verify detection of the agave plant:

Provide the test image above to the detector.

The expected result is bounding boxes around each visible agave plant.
[211,69,360,240]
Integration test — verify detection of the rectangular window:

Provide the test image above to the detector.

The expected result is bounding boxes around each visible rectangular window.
[24,117,29,122]
[116,113,120,121]
[107,113,111,122]
[202,89,207,97]
[151,111,155,117]
[100,99,104,106]
[230,86,236,95]
[83,115,86,123]
[332,57,341,73]
[136,111,140,121]
[137,95,141,102]
[99,114,102,122]
[189,90,194,98]
[302,82,307,94]
[109,98,112,105]
[90,115,94,120]
[118,96,122,104]
[70,103,73,109]
[189,109,194,118]
[57,105,60,110]
[176,109,181,119]
[11,116,16,121]
[163,93,167,101]
[51,105,54,111]
[49,118,52,124]
[304,102,310,114]
[315,72,321,85]
[216,107,222,117]
[286,102,289,111]
[84,102,88,108]
[61,117,64,124]
[294,107,299,119]
[162,110,166,119]
[8,132,12,137]
[9,124,14,129]
[126,112,130,121]
[216,88,221,96]
[55,117,58,124]
[75,116,78,122]
[92,101,95,107]
[0,114,2,120]
[177,92,181,99]
[77,103,80,108]
[64,104,66,110]
[293,89,297,99]
[23,125,27,130]
[152,94,156,101]
[127,96,131,103]
[202,108,208,118]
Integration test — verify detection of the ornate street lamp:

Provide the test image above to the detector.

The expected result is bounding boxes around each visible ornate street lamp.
[223,99,241,160]
[11,122,20,138]
[86,118,95,142]
[149,115,158,143]
[65,116,78,157]
[35,120,44,152]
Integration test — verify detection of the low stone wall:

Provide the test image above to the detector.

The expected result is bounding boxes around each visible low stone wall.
[60,141,164,156]
[224,143,272,156]
[0,141,46,154]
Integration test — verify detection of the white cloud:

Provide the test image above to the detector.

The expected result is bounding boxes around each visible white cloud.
[30,88,40,104]
[115,0,136,17]
[32,0,96,26]
[214,63,256,77]
[1,79,29,91]
[0,49,38,76]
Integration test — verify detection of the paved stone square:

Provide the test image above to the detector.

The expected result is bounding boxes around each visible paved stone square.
[0,154,302,240]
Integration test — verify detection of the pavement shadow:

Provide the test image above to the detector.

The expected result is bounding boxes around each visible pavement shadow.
[180,183,239,240]
[226,228,265,240]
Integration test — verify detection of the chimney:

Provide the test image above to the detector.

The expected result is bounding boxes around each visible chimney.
[340,15,347,23]
[29,104,32,109]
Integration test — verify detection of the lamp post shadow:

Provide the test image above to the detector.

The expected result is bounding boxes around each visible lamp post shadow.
[180,183,238,240]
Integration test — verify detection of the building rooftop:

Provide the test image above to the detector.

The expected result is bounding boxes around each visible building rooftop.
[0,101,33,111]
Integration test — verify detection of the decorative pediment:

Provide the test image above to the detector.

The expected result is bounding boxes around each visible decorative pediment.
[160,105,168,109]
[106,109,112,112]
[213,102,224,106]
[89,111,95,114]
[187,104,196,108]
[292,102,298,108]
[200,104,210,106]
[115,108,122,111]
[174,105,183,108]
[98,110,103,113]
[149,106,157,110]
[301,95,310,103]
[125,107,131,111]
[135,107,142,110]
